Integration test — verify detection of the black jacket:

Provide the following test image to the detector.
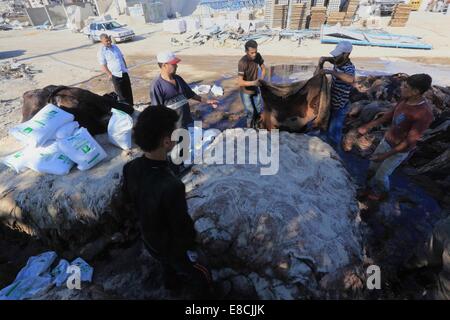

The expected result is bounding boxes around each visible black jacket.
[119,156,196,258]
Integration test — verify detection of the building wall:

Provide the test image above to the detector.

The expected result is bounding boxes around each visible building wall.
[25,6,50,25]
[46,4,67,26]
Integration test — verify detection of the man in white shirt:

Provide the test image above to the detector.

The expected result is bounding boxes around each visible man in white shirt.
[97,34,134,106]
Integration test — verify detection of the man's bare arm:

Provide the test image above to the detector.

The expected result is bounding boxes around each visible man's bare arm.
[331,71,355,85]
[101,64,113,78]
[260,64,267,80]
[318,56,335,69]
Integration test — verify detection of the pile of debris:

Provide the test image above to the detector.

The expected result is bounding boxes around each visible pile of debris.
[0,17,27,31]
[342,73,450,207]
[170,24,320,48]
[0,60,40,81]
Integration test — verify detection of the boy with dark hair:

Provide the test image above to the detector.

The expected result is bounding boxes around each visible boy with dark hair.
[118,106,212,295]
[238,40,266,128]
[358,73,434,201]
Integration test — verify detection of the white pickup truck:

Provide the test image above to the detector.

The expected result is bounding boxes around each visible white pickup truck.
[83,20,135,43]
[371,0,408,15]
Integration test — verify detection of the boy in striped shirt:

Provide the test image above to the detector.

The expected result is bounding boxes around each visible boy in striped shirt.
[317,41,356,146]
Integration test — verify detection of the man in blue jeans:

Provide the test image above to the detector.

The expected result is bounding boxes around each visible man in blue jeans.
[238,40,266,128]
[317,41,356,146]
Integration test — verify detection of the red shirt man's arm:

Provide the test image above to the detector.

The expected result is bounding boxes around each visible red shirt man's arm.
[406,111,434,149]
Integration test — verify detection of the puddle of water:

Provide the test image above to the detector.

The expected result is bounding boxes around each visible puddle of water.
[265,64,316,84]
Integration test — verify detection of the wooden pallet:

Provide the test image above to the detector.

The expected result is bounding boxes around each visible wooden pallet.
[389,4,412,27]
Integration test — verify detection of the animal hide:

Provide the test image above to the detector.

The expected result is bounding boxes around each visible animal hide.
[22,85,134,135]
[259,74,331,132]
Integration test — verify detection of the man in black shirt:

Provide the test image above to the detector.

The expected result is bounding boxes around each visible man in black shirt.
[118,106,212,294]
[238,40,266,128]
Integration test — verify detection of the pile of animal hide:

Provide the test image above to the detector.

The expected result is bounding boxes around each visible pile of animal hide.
[259,74,330,132]
[342,73,450,207]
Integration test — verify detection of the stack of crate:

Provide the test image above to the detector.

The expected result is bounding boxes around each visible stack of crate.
[309,6,327,29]
[326,11,346,25]
[342,0,359,26]
[272,4,288,28]
[289,2,308,30]
[389,4,412,27]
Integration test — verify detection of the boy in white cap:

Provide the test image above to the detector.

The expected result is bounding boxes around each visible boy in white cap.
[317,40,356,146]
[150,51,218,130]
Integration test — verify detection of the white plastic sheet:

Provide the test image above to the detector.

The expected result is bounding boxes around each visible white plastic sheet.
[108,108,133,150]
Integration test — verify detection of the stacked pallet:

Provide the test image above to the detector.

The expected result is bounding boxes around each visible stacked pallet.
[299,0,312,10]
[314,0,325,6]
[273,4,288,29]
[326,11,346,25]
[289,2,308,30]
[389,4,412,27]
[309,6,327,29]
[343,0,359,26]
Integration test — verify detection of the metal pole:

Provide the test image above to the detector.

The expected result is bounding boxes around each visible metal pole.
[286,0,292,30]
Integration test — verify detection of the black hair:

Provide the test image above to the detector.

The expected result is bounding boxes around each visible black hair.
[133,106,179,152]
[158,63,163,68]
[245,40,258,52]
[406,73,432,94]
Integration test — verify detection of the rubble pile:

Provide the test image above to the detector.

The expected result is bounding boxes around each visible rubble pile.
[343,74,450,207]
[170,27,320,48]
[0,60,40,81]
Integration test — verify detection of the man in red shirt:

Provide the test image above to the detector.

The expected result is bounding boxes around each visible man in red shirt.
[358,74,434,201]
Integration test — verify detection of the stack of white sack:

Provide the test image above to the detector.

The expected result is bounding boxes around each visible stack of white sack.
[9,104,74,147]
[57,127,108,171]
[2,103,110,174]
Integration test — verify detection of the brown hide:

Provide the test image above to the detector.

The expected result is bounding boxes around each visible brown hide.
[259,74,330,132]
[21,86,134,135]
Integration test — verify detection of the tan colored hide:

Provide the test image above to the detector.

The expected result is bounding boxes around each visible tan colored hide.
[259,74,331,132]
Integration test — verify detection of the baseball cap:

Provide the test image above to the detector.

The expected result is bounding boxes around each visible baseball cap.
[156,51,181,65]
[330,41,353,57]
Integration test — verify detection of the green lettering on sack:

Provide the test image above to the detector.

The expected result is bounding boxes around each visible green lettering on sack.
[88,153,100,164]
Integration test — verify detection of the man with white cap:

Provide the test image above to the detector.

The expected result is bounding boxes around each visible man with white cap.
[317,40,356,146]
[150,51,219,174]
[150,51,218,130]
